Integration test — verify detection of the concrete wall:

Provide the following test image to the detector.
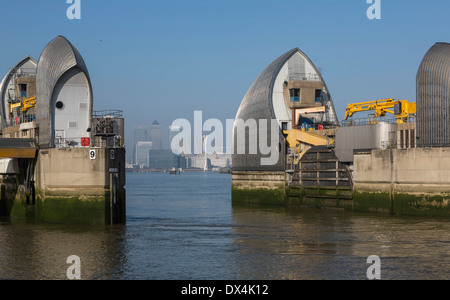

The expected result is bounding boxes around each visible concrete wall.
[36,148,109,193]
[354,148,450,191]
[1,147,126,224]
[353,147,450,216]
[232,171,286,206]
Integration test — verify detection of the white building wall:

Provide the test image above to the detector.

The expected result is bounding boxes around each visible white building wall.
[51,68,91,146]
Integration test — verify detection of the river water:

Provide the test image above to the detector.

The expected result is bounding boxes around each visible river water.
[0,172,449,280]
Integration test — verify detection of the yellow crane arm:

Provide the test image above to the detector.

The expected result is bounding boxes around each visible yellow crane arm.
[9,97,37,114]
[345,98,416,124]
[10,102,22,114]
[284,129,334,164]
[22,97,36,113]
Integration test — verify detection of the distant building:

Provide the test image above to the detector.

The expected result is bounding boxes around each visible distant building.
[209,154,231,168]
[189,156,211,170]
[136,141,152,166]
[133,126,148,164]
[149,120,162,150]
[149,149,186,170]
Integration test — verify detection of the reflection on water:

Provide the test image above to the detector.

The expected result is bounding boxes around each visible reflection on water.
[0,172,449,280]
[231,206,450,280]
[0,221,128,280]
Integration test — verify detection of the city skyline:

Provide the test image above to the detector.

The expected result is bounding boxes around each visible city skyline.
[131,120,231,169]
[130,121,180,164]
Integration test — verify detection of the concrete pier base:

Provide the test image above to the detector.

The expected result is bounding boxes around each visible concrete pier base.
[353,148,450,217]
[231,171,286,206]
[0,147,126,225]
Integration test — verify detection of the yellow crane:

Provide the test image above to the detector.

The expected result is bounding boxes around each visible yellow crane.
[9,97,37,114]
[284,129,334,165]
[22,97,36,113]
[344,98,416,124]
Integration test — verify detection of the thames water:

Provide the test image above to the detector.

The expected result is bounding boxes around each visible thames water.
[0,172,449,280]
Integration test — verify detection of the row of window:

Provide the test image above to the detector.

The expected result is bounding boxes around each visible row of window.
[289,88,323,103]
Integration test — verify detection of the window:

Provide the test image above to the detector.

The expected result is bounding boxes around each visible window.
[19,84,27,98]
[289,88,300,102]
[56,101,64,110]
[410,129,415,148]
[315,89,322,103]
[400,130,404,149]
[405,129,409,148]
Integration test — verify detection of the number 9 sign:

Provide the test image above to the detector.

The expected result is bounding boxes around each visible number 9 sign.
[89,149,96,160]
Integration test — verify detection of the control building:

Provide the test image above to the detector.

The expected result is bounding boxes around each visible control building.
[0,36,126,225]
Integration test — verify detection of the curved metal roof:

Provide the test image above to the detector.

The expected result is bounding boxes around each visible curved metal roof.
[416,42,450,147]
[0,56,38,128]
[36,36,92,148]
[232,48,337,171]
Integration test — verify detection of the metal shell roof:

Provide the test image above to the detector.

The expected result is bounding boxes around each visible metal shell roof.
[36,36,92,148]
[416,42,450,147]
[232,48,337,171]
[0,56,38,128]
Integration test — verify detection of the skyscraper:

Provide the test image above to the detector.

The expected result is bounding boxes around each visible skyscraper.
[133,126,148,164]
[149,120,162,150]
[136,141,152,167]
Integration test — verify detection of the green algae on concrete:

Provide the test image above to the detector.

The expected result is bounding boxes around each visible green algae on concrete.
[8,191,108,225]
[36,195,108,225]
[353,189,450,217]
[393,192,450,217]
[234,184,450,217]
[2,187,126,225]
[232,186,286,206]
[287,186,353,210]
[353,190,392,214]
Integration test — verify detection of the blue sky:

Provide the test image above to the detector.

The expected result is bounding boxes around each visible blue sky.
[1,0,449,151]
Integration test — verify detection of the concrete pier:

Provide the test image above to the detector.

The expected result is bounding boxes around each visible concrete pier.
[353,147,450,217]
[1,147,126,225]
[231,171,286,206]
[232,146,450,217]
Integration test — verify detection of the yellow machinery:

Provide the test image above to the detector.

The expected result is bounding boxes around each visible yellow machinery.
[22,97,36,113]
[344,98,416,124]
[283,129,334,165]
[9,97,36,114]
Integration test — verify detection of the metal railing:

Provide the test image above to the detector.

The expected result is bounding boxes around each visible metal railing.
[93,110,123,118]
[340,116,396,127]
[54,135,123,149]
[286,73,321,82]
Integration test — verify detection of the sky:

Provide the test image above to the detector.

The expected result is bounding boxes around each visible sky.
[1,0,449,154]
